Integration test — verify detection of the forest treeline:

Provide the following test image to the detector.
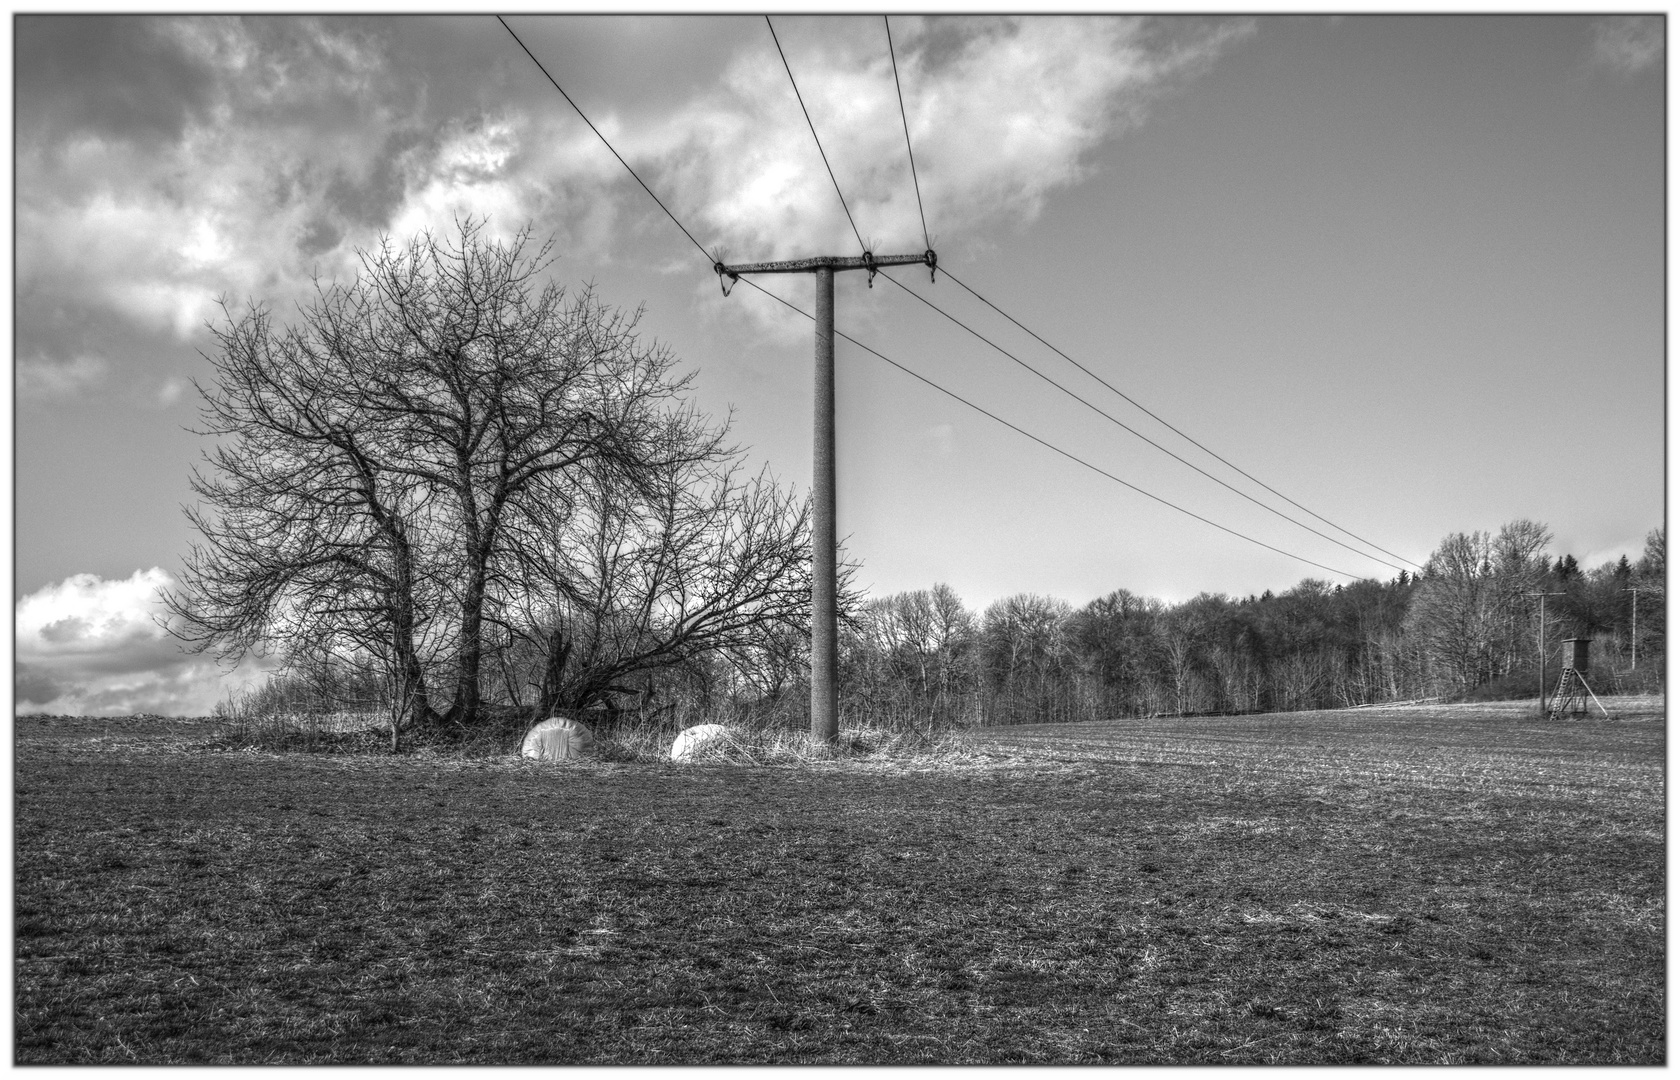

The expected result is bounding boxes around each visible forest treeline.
[834,521,1664,731]
[240,516,1663,735]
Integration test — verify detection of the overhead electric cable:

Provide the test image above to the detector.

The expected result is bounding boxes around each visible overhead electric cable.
[496,16,717,265]
[883,16,931,253]
[938,266,1423,572]
[497,17,1367,583]
[765,15,868,254]
[879,270,1407,575]
[736,275,1365,583]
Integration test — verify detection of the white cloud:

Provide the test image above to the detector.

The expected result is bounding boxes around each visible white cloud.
[16,355,109,400]
[20,145,315,342]
[17,16,1255,355]
[553,15,1254,340]
[18,18,636,350]
[383,116,614,249]
[1592,16,1664,75]
[631,17,1253,261]
[16,18,409,344]
[370,16,1256,296]
[15,568,274,716]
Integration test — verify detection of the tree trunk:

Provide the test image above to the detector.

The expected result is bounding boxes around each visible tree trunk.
[531,625,573,722]
[448,528,500,727]
[388,541,436,730]
[450,586,484,727]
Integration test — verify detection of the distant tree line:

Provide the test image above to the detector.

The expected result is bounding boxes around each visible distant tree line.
[839,521,1664,730]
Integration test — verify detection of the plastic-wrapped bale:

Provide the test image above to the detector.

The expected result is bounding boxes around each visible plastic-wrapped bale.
[669,723,734,762]
[520,717,594,762]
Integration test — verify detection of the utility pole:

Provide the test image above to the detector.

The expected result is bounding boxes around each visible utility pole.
[1526,591,1565,715]
[1623,587,1640,670]
[716,251,937,745]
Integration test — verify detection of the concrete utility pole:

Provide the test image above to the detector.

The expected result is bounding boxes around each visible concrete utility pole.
[1526,591,1565,714]
[716,251,937,745]
[1623,587,1640,670]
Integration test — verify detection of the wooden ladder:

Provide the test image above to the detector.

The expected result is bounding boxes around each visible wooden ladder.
[1547,667,1610,720]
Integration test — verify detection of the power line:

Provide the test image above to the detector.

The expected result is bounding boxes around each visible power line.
[939,267,1424,571]
[765,15,867,255]
[736,275,1366,583]
[496,18,1371,584]
[774,16,1409,574]
[884,16,931,254]
[496,16,716,265]
[879,269,1407,575]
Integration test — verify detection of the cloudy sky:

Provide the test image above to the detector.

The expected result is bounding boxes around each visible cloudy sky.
[13,14,1666,715]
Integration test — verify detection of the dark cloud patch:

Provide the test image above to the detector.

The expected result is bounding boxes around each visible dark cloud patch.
[227,17,514,144]
[14,658,251,716]
[12,278,94,361]
[221,17,396,123]
[323,127,439,233]
[16,15,219,147]
[911,15,1024,74]
[15,663,64,707]
[15,570,282,715]
[45,663,220,716]
[13,294,198,400]
[26,628,192,679]
[488,15,759,124]
[38,616,93,644]
[297,216,344,258]
[376,14,550,116]
[18,15,491,220]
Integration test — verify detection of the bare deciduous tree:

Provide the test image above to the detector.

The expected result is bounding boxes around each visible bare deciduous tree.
[982,594,1073,723]
[503,450,815,721]
[167,219,809,736]
[1405,531,1502,692]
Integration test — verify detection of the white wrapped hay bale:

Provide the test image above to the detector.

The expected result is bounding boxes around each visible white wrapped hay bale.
[669,723,734,762]
[520,716,594,762]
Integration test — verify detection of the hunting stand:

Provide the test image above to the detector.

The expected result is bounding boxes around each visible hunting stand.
[1548,637,1610,720]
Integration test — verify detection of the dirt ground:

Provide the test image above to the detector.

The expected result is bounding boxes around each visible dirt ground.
[14,698,1665,1064]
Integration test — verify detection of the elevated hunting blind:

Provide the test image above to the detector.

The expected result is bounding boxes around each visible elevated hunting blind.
[1549,637,1608,720]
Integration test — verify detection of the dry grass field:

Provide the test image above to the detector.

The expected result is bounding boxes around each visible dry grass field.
[14,697,1664,1064]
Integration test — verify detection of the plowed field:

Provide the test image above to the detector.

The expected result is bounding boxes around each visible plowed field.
[15,698,1664,1064]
